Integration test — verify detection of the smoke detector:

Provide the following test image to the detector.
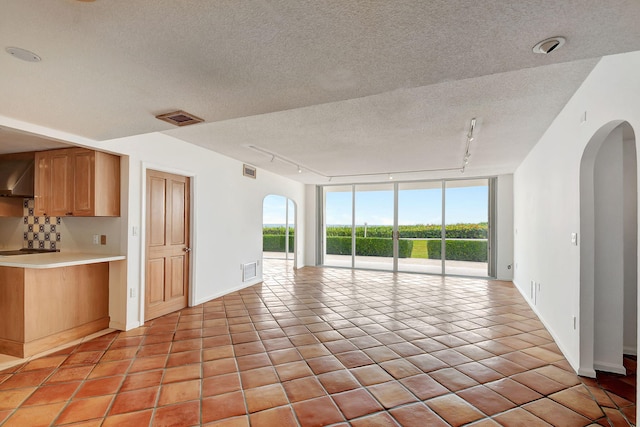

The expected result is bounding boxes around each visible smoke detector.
[156,110,204,127]
[533,37,566,54]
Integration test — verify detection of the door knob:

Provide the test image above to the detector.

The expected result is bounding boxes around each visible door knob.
[184,247,191,252]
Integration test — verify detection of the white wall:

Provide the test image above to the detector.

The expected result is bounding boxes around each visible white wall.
[304,184,318,266]
[496,174,514,280]
[0,217,23,248]
[624,136,638,355]
[593,127,624,372]
[513,51,640,374]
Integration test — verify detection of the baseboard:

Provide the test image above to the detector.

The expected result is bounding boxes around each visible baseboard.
[623,345,637,356]
[193,280,264,306]
[578,367,597,378]
[594,361,627,375]
[109,321,127,331]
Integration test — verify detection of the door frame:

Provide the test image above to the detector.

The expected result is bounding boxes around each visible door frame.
[138,163,196,325]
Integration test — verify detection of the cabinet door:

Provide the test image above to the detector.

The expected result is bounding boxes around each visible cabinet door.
[72,150,95,216]
[49,151,74,217]
[34,152,51,216]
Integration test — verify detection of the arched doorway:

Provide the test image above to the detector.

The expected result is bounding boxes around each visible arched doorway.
[262,195,297,268]
[579,121,637,377]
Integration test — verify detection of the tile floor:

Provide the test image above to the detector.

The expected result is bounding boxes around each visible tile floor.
[0,260,636,426]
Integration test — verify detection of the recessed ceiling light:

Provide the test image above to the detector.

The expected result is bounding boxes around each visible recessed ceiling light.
[5,47,41,62]
[533,37,566,54]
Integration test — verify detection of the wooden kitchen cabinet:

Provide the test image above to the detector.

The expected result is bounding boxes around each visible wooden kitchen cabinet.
[0,263,110,358]
[35,148,120,217]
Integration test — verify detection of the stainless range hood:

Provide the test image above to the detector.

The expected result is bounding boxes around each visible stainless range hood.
[0,152,35,198]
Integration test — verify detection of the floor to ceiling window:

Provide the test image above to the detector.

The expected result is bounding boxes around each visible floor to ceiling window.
[321,178,494,277]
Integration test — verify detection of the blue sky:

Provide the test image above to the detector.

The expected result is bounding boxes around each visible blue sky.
[264,184,488,226]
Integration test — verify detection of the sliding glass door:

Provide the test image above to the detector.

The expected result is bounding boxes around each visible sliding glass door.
[354,184,394,271]
[397,181,443,274]
[321,178,493,277]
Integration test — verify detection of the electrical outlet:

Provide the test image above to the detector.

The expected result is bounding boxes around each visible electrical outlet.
[100,235,107,245]
[132,226,138,236]
[130,288,136,298]
[92,234,100,245]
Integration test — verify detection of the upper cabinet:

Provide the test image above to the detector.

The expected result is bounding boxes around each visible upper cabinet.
[35,148,120,217]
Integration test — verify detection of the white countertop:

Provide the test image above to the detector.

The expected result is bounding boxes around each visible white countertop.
[0,252,126,269]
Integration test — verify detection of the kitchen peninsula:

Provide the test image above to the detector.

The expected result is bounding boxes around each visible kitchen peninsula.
[0,252,125,358]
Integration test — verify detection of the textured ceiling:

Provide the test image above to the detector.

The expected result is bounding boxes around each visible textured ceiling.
[2,1,640,183]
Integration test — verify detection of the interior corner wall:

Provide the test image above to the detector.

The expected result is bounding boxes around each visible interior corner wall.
[304,184,318,267]
[624,137,638,355]
[513,51,640,372]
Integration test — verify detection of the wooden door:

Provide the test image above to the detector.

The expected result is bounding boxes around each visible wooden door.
[145,170,190,321]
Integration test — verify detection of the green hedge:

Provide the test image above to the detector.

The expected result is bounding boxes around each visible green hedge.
[326,237,413,258]
[263,227,295,236]
[324,223,487,239]
[426,239,487,262]
[263,235,295,252]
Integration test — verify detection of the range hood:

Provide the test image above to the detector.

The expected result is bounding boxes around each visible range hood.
[0,152,35,198]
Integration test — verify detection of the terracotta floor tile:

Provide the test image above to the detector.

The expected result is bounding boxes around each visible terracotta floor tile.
[524,398,591,427]
[407,353,449,373]
[0,387,37,409]
[55,395,113,424]
[166,349,201,367]
[202,391,247,423]
[158,379,201,406]
[88,359,131,379]
[2,401,65,427]
[244,383,289,413]
[387,342,423,357]
[102,346,139,361]
[389,402,448,427]
[21,355,67,372]
[351,364,394,386]
[22,381,80,410]
[324,339,358,354]
[203,372,242,397]
[511,371,566,395]
[400,373,449,400]
[102,409,153,427]
[536,364,582,387]
[456,361,504,383]
[307,355,344,374]
[153,400,200,427]
[202,345,234,362]
[202,357,238,377]
[282,376,327,402]
[45,365,93,383]
[297,344,331,358]
[458,385,516,415]
[429,367,479,391]
[75,375,124,398]
[109,386,159,415]
[0,368,54,390]
[492,407,553,426]
[549,386,605,420]
[432,349,474,366]
[318,369,360,394]
[485,378,543,405]
[275,360,313,381]
[426,394,485,427]
[249,406,298,427]
[129,355,167,373]
[335,350,375,368]
[240,366,279,388]
[380,359,423,379]
[455,344,496,361]
[349,411,400,427]
[237,352,271,371]
[63,351,105,366]
[501,351,547,369]
[120,369,163,392]
[367,381,418,409]
[363,346,401,363]
[163,363,201,383]
[332,388,383,419]
[268,348,303,365]
[480,356,528,376]
[292,396,345,427]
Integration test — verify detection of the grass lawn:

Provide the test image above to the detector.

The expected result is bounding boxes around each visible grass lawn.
[409,240,429,259]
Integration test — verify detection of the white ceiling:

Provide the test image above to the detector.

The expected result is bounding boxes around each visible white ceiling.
[2,1,640,183]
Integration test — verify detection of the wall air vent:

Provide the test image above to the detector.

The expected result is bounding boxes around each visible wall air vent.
[155,110,204,127]
[242,262,257,282]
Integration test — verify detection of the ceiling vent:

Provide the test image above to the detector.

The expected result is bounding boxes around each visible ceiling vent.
[532,37,566,54]
[155,110,204,127]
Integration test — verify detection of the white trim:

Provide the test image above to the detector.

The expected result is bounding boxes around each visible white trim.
[593,361,627,375]
[194,280,262,306]
[624,345,638,356]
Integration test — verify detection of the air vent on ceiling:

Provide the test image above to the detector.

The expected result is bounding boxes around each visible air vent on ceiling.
[155,110,204,127]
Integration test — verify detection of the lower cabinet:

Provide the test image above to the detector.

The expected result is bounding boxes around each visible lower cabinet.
[0,263,109,358]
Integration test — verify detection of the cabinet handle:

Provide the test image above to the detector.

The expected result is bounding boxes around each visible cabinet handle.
[66,212,73,216]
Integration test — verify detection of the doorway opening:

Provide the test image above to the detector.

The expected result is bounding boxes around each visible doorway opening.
[579,121,637,382]
[262,195,297,267]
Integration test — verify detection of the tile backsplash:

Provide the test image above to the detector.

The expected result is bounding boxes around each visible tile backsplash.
[22,199,61,250]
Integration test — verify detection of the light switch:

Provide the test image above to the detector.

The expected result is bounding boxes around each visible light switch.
[571,233,578,246]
